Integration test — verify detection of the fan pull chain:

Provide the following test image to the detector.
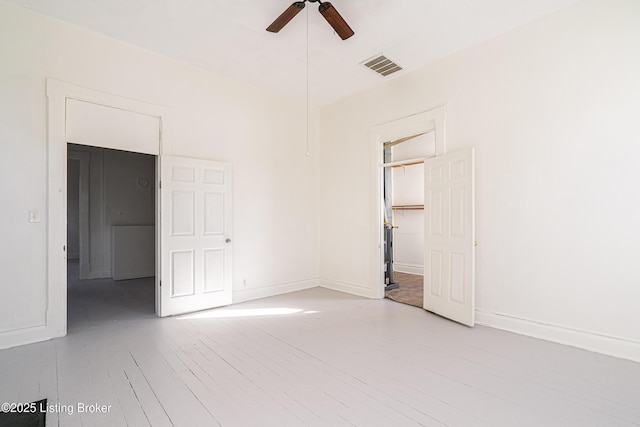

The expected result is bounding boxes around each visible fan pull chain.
[306,5,310,157]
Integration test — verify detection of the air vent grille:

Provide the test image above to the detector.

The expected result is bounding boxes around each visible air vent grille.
[361,54,403,77]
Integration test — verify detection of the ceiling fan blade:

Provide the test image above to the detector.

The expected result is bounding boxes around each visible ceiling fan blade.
[318,2,354,40]
[266,2,306,33]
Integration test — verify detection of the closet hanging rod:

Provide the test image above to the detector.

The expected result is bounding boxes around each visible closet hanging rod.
[391,160,424,168]
[381,157,425,168]
[392,205,424,210]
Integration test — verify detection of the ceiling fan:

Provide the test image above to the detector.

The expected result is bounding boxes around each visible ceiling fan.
[266,0,355,40]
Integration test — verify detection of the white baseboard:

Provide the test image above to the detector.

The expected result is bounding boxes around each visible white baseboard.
[233,278,318,304]
[319,278,378,299]
[0,323,64,350]
[476,309,640,363]
[87,269,111,279]
[394,263,423,276]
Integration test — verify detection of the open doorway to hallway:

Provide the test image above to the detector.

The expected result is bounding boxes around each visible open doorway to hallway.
[382,132,435,308]
[67,144,156,330]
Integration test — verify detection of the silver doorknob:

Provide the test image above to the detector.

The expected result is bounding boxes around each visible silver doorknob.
[225,238,231,243]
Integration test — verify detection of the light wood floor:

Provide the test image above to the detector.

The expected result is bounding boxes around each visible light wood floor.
[1,271,639,426]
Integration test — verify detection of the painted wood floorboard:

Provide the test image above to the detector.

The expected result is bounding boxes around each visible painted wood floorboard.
[1,271,639,426]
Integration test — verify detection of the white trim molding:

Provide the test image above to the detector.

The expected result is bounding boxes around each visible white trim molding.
[393,263,424,276]
[233,279,319,304]
[476,310,640,363]
[319,278,378,299]
[0,325,49,350]
[370,107,446,157]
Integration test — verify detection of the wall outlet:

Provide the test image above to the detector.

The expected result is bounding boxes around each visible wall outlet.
[242,279,247,286]
[29,210,40,223]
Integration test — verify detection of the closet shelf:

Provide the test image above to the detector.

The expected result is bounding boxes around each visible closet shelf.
[392,205,424,210]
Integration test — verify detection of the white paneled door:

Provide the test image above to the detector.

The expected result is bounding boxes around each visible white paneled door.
[159,156,232,316]
[424,148,475,326]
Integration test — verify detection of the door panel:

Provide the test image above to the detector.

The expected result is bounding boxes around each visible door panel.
[424,148,475,326]
[160,156,232,316]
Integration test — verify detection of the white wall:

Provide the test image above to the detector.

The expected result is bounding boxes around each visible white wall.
[0,1,319,343]
[392,163,424,275]
[319,0,640,361]
[104,148,155,276]
[112,226,155,280]
[390,132,431,275]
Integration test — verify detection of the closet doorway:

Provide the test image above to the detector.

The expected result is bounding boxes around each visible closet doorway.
[372,107,476,326]
[66,144,157,330]
[382,132,435,307]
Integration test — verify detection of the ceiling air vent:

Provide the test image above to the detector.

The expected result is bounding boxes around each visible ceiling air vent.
[361,54,403,77]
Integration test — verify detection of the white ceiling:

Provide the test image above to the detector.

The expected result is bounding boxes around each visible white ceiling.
[7,0,579,105]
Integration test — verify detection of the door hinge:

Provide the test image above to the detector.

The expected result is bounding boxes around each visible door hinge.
[159,181,162,189]
[159,280,162,287]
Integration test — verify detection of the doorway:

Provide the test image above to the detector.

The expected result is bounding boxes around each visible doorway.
[41,79,171,344]
[371,107,477,327]
[66,145,157,328]
[382,132,435,307]
[45,79,233,345]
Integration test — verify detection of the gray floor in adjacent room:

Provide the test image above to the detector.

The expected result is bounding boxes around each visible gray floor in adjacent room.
[1,267,639,426]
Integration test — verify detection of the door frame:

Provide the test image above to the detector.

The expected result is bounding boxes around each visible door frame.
[369,107,446,299]
[45,78,173,342]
